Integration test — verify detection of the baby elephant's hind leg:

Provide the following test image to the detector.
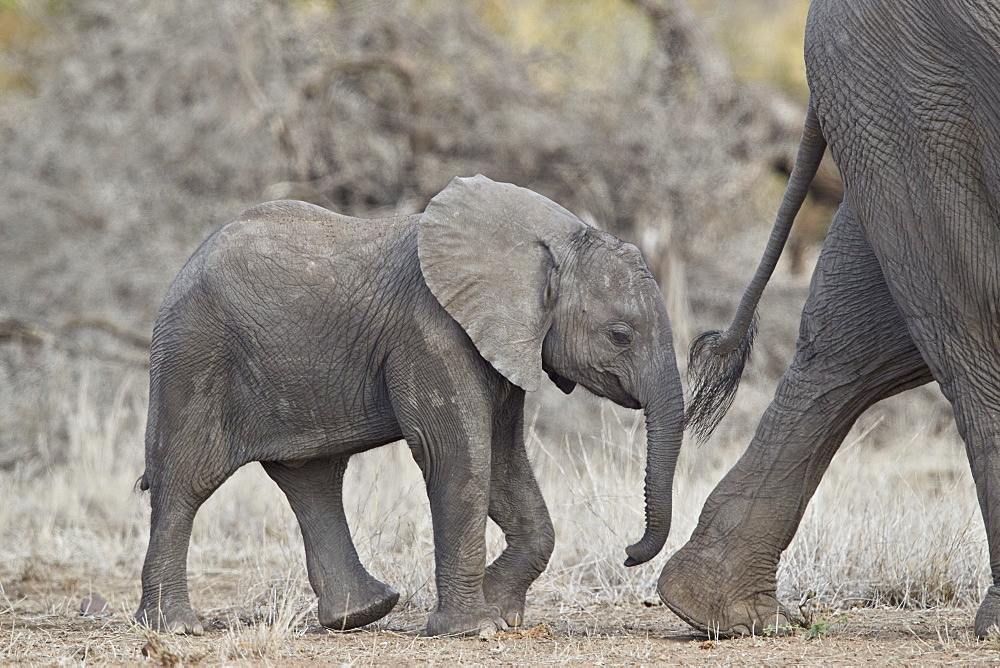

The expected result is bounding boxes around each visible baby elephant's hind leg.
[263,458,399,630]
[136,478,220,635]
[136,419,240,635]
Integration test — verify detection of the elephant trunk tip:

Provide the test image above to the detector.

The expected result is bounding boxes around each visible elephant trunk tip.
[623,531,667,567]
[684,313,758,442]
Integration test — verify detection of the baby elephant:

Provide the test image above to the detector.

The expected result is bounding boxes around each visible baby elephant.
[135,175,685,637]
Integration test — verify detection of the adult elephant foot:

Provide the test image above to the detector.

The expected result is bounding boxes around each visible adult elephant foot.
[974,587,1000,638]
[424,606,508,637]
[483,570,528,627]
[657,541,797,638]
[317,577,400,631]
[134,598,204,635]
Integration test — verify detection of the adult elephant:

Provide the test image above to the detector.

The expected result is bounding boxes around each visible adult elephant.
[658,0,1000,638]
[135,175,685,637]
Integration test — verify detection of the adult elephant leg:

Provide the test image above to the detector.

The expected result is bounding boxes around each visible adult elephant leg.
[482,388,555,627]
[955,393,1000,637]
[659,200,933,636]
[865,220,1000,638]
[261,458,400,630]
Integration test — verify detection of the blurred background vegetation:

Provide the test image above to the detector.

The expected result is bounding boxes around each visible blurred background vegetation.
[0,0,832,458]
[0,0,821,326]
[4,0,953,471]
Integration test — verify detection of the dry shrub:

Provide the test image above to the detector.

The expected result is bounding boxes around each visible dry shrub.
[781,399,987,610]
[0,0,796,334]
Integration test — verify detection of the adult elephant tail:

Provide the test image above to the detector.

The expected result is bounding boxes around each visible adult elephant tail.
[686,103,828,441]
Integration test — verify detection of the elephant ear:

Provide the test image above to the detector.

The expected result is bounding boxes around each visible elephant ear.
[418,175,586,392]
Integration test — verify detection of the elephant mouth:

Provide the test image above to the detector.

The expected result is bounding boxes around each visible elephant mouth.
[608,376,641,410]
[619,395,641,410]
[545,370,578,395]
[544,368,640,409]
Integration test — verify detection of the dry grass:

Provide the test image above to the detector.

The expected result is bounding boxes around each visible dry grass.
[0,341,996,664]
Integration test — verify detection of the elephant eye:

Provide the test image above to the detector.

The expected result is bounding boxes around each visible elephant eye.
[607,325,633,347]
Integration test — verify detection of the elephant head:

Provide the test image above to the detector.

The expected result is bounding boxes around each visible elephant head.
[418,175,684,565]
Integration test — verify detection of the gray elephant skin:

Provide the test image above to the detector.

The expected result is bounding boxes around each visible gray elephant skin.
[657,0,1000,638]
[134,175,685,637]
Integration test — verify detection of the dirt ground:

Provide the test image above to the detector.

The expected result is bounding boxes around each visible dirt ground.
[4,570,999,666]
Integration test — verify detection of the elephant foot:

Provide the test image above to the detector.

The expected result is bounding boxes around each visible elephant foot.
[974,586,1000,638]
[318,579,400,631]
[135,598,204,635]
[424,606,508,638]
[657,542,798,638]
[483,575,527,627]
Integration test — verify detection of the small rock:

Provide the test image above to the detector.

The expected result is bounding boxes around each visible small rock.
[80,593,109,617]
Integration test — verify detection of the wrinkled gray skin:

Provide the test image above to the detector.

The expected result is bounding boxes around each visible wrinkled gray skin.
[658,0,1000,638]
[135,175,684,637]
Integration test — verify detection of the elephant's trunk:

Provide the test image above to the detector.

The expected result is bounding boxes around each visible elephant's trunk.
[624,354,685,567]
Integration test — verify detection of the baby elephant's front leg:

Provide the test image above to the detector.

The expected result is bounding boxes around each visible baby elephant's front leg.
[414,430,507,637]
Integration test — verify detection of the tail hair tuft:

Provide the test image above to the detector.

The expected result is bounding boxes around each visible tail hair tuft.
[684,313,758,442]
